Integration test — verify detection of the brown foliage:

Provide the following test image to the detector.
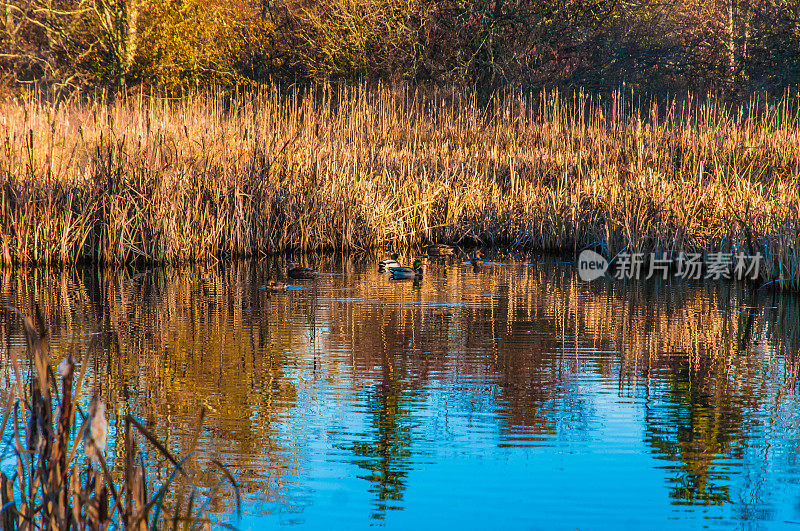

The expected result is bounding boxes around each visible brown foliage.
[1,0,798,92]
[1,85,799,289]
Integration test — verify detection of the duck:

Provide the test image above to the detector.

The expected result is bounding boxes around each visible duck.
[389,259,423,280]
[426,244,454,257]
[287,266,318,280]
[263,279,288,291]
[470,251,484,271]
[378,253,402,271]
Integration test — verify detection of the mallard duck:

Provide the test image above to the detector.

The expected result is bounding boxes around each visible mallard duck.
[426,244,454,257]
[263,279,288,291]
[389,259,423,279]
[470,251,484,271]
[287,266,318,280]
[379,253,401,271]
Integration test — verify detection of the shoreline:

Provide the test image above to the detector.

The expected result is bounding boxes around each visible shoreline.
[2,85,798,289]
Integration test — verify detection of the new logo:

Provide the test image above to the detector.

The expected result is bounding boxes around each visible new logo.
[578,250,608,281]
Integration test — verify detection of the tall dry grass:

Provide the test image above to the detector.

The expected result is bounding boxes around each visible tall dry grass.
[1,85,799,288]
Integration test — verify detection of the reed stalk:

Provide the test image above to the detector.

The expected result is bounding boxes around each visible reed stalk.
[0,306,240,530]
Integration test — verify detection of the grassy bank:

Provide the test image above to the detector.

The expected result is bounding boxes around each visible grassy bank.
[1,85,799,289]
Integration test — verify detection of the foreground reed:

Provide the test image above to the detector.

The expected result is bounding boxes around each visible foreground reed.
[0,306,239,530]
[1,85,799,289]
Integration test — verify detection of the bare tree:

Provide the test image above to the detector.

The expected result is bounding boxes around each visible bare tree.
[94,0,138,89]
[0,0,138,93]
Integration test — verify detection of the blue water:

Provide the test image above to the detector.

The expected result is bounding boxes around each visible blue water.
[2,254,800,529]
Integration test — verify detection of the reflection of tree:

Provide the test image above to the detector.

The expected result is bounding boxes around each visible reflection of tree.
[3,255,800,525]
[343,369,413,520]
[0,263,305,515]
[644,357,741,506]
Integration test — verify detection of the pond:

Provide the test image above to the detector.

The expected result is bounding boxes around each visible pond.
[2,253,800,529]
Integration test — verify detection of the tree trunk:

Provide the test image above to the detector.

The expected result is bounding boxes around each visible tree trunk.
[124,0,137,73]
[95,0,138,91]
[741,0,750,83]
[4,2,13,47]
[727,0,736,84]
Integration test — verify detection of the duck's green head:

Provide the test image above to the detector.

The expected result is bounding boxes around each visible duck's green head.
[413,259,422,269]
[391,253,399,260]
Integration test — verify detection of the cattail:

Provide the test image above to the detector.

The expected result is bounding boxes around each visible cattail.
[57,355,74,379]
[84,395,108,466]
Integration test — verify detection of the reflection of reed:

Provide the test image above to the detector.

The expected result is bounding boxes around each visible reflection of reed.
[0,304,241,529]
[2,257,799,515]
[1,263,309,515]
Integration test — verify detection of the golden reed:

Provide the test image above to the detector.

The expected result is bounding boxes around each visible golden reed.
[1,84,798,289]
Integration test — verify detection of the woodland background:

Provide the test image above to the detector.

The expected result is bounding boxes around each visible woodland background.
[1,0,799,97]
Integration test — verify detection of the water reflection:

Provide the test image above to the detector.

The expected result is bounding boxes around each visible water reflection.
[344,380,414,519]
[2,254,800,528]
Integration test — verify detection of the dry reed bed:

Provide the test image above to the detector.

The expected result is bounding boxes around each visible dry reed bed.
[1,85,799,288]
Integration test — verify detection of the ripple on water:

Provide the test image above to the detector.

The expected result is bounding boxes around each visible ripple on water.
[3,257,800,529]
